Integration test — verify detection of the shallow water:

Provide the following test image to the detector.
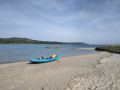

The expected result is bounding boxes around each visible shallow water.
[0,44,103,63]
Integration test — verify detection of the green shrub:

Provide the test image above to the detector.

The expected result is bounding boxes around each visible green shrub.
[95,45,120,54]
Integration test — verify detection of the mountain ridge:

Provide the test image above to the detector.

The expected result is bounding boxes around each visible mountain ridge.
[0,37,88,44]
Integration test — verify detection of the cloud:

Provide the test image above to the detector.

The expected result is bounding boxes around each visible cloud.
[0,0,120,44]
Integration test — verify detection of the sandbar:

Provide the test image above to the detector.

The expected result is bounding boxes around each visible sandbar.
[74,48,95,50]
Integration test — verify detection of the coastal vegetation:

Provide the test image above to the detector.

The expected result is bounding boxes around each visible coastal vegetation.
[0,37,66,44]
[95,45,120,54]
[0,37,87,45]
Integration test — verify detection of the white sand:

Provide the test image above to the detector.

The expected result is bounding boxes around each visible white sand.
[74,48,95,50]
[0,52,120,90]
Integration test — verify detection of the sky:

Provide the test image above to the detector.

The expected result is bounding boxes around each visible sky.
[0,0,120,44]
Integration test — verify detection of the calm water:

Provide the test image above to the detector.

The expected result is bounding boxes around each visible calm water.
[0,44,103,63]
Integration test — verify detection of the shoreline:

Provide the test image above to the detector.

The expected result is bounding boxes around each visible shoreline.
[0,52,120,90]
[0,51,98,64]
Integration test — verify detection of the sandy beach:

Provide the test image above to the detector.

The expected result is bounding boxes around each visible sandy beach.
[0,52,120,90]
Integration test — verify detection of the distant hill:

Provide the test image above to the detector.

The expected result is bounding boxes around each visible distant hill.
[0,37,88,45]
[68,42,89,45]
[0,37,66,44]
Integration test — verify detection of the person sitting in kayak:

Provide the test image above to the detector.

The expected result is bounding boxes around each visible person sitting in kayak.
[52,54,57,58]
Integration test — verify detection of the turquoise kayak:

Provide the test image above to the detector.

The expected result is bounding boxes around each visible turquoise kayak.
[29,56,60,63]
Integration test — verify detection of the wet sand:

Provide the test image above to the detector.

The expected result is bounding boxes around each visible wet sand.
[0,52,120,90]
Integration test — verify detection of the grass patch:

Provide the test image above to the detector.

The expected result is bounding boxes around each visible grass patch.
[95,45,120,54]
